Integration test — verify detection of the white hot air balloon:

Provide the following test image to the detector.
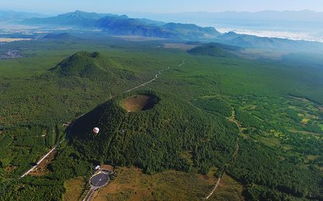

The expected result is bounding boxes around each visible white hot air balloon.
[93,127,100,135]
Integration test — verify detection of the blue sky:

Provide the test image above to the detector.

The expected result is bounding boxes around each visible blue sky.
[1,0,323,14]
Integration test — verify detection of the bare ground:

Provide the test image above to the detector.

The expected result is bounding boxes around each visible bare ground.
[121,95,156,112]
[29,150,57,176]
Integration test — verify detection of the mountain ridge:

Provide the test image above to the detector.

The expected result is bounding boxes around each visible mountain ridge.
[0,10,45,23]
[19,10,323,51]
[23,10,220,40]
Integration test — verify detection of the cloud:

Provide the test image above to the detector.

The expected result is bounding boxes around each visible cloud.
[217,28,323,42]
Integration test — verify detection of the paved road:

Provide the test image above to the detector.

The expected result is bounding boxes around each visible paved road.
[81,60,186,201]
[20,61,184,179]
[82,189,95,201]
[90,173,110,187]
[82,60,185,201]
[19,60,186,197]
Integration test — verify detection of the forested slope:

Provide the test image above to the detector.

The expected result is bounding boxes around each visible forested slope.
[68,91,239,174]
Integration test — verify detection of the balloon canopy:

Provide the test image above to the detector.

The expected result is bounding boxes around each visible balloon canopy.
[93,127,100,134]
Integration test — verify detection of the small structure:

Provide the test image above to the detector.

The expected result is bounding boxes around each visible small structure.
[100,165,114,173]
[94,165,100,171]
[63,122,71,127]
[89,171,110,189]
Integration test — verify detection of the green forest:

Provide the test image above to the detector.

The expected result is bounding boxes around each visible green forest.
[0,36,322,201]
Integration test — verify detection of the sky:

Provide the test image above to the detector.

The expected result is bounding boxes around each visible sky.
[1,0,323,14]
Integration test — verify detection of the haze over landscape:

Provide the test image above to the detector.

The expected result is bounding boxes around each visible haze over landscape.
[1,0,323,13]
[0,1,322,201]
[1,0,323,41]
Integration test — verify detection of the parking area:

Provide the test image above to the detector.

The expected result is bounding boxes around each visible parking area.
[90,172,110,188]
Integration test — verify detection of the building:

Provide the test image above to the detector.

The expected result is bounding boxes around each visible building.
[100,165,114,173]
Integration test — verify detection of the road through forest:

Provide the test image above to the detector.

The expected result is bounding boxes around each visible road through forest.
[204,108,242,200]
[20,60,185,178]
[81,60,185,201]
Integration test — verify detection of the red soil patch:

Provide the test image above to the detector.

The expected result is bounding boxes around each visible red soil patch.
[29,150,57,176]
[5,165,17,173]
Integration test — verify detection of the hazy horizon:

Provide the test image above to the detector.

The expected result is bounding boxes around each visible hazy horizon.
[1,0,323,14]
[1,5,323,43]
[2,8,323,16]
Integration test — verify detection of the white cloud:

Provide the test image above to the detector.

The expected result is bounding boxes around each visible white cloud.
[217,28,323,42]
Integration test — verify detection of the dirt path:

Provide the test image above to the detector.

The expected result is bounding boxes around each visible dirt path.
[204,108,242,200]
[20,60,185,179]
[80,60,186,201]
[123,60,183,93]
[72,60,184,122]
[205,176,222,200]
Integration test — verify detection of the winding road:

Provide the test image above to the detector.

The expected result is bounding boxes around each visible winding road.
[204,108,242,200]
[20,60,185,180]
[123,59,185,93]
[80,60,185,201]
[205,176,222,200]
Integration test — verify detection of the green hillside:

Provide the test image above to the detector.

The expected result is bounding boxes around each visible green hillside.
[0,36,322,201]
[188,43,240,57]
[68,90,238,174]
[49,51,136,81]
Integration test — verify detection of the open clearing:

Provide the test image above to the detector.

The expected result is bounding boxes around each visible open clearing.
[163,43,198,50]
[90,167,244,201]
[93,167,212,201]
[208,174,244,201]
[0,38,32,42]
[62,167,244,201]
[29,150,57,176]
[114,35,165,41]
[120,95,158,112]
[63,177,87,201]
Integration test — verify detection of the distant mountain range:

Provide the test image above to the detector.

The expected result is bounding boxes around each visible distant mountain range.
[0,10,45,23]
[23,10,221,41]
[127,10,323,32]
[127,10,323,42]
[24,10,112,27]
[128,10,323,24]
[215,31,323,51]
[2,10,322,52]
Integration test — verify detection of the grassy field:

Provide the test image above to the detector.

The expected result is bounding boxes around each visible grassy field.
[63,177,87,201]
[91,167,244,201]
[209,174,244,201]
